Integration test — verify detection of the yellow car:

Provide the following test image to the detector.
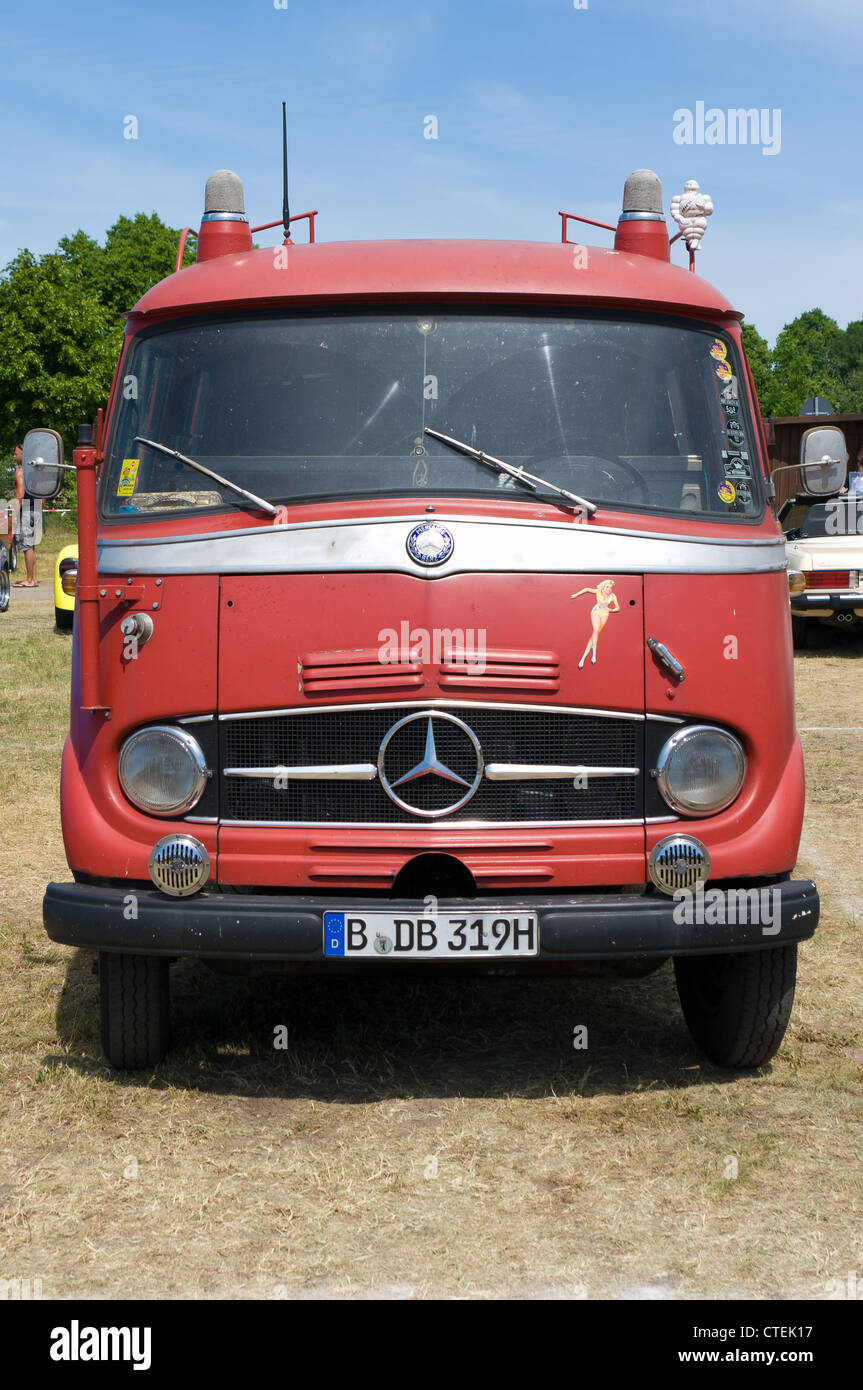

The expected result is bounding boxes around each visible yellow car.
[54,543,78,631]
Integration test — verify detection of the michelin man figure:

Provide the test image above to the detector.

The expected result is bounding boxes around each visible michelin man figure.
[670,180,714,252]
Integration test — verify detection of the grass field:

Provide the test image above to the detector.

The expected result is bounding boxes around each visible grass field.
[0,549,860,1300]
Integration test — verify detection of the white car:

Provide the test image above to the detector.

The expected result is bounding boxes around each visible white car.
[785,496,863,646]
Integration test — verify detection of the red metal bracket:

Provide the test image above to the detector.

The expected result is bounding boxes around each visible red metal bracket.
[249,210,318,242]
[559,210,616,243]
[175,227,198,272]
[100,578,163,612]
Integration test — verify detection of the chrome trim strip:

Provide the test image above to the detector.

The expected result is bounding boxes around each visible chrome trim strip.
[217,817,646,829]
[646,815,680,824]
[99,514,785,578]
[184,815,218,823]
[224,763,378,781]
[485,763,640,780]
[101,512,776,549]
[178,714,215,725]
[218,698,646,723]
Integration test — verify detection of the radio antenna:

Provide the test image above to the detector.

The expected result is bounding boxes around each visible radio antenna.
[281,101,291,241]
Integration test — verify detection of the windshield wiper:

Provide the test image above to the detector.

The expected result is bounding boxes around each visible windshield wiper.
[134,437,279,517]
[423,427,596,516]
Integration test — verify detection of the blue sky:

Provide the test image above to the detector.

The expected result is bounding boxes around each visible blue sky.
[1,0,860,343]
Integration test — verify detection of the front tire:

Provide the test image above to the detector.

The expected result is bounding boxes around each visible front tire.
[9,538,17,572]
[791,615,809,649]
[674,945,797,1068]
[0,566,9,613]
[99,952,171,1069]
[55,604,73,631]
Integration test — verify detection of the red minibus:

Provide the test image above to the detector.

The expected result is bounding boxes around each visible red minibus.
[28,166,818,1068]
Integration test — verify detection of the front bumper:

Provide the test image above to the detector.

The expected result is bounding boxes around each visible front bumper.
[791,591,863,615]
[44,879,820,962]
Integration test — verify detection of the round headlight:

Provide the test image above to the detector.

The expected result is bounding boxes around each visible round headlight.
[119,726,208,816]
[655,725,745,817]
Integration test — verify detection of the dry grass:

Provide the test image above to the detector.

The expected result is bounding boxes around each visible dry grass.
[0,593,860,1300]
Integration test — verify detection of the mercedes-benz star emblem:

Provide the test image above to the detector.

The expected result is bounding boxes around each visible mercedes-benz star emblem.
[378,712,483,818]
[406,522,454,567]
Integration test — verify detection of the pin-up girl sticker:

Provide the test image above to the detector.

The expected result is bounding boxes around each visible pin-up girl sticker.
[571,580,620,668]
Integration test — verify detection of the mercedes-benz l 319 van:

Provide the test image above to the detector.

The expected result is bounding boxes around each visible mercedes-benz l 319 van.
[28,167,817,1069]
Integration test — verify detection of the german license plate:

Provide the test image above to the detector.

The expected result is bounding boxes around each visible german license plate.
[323,911,538,958]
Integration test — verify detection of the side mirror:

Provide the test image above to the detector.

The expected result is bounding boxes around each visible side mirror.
[799,426,847,497]
[22,428,65,499]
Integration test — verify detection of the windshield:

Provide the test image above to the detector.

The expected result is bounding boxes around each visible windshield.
[794,499,861,539]
[102,309,762,520]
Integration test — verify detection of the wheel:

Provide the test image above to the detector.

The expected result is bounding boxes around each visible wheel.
[674,944,797,1068]
[9,538,17,572]
[791,615,809,649]
[55,604,73,631]
[0,566,9,613]
[99,952,171,1069]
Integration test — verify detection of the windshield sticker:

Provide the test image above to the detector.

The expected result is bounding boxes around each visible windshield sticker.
[714,360,733,383]
[718,480,736,504]
[722,451,752,479]
[725,418,745,447]
[709,339,728,363]
[571,581,620,668]
[734,481,752,506]
[117,458,140,496]
[720,376,738,403]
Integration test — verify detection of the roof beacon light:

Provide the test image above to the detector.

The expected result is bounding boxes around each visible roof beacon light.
[614,169,669,263]
[196,169,252,263]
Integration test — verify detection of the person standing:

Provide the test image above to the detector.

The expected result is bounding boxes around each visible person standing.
[12,443,39,587]
[844,445,863,495]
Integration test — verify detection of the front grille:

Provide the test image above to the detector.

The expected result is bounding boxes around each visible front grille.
[220,705,641,824]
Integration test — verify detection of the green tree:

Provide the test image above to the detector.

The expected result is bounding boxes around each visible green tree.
[833,317,863,411]
[834,316,863,376]
[0,214,194,479]
[59,213,194,320]
[740,322,780,417]
[770,309,842,416]
[0,250,117,460]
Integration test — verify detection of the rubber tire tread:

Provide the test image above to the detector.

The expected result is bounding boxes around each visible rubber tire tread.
[674,945,797,1068]
[100,952,170,1069]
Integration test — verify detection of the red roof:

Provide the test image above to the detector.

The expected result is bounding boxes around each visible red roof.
[130,238,740,323]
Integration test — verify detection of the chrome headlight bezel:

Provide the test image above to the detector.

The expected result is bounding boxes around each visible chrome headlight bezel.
[118,725,209,817]
[655,724,745,818]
